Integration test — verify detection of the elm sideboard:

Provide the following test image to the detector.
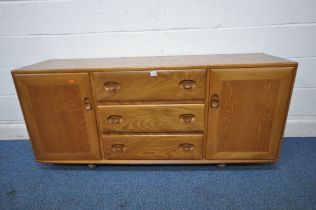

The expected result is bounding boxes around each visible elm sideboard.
[12,53,297,168]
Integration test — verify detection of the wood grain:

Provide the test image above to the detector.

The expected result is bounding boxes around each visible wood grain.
[206,67,295,160]
[202,68,211,158]
[12,53,296,73]
[13,73,101,160]
[101,134,202,160]
[93,69,206,101]
[97,104,205,133]
[11,54,298,165]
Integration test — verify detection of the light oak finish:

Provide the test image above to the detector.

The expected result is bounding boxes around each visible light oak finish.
[93,69,206,101]
[14,53,295,73]
[206,67,296,160]
[202,69,211,158]
[101,134,202,160]
[97,104,205,133]
[13,73,101,160]
[12,53,297,165]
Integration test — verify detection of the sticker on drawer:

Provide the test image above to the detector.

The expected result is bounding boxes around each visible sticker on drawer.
[150,71,157,76]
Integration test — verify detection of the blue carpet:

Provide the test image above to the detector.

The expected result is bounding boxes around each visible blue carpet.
[0,138,316,210]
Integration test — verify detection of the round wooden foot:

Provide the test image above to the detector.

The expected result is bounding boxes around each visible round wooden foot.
[217,163,226,168]
[88,164,96,169]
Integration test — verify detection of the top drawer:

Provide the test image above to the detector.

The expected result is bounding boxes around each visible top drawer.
[93,69,206,101]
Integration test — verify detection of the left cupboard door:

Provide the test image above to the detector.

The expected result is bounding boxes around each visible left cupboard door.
[13,73,101,161]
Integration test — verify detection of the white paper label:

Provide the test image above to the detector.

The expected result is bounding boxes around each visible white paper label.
[150,71,157,77]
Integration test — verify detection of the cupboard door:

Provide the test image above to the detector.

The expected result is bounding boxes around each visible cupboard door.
[206,67,295,160]
[14,73,101,161]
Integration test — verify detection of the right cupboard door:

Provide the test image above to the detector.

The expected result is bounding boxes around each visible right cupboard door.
[206,67,296,160]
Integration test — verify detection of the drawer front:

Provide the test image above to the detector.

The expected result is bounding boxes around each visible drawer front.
[93,69,206,101]
[97,104,205,133]
[102,134,203,160]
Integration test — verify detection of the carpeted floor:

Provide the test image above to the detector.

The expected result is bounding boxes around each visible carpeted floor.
[0,138,315,210]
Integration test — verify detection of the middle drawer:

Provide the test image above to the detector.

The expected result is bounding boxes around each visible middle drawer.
[97,104,205,133]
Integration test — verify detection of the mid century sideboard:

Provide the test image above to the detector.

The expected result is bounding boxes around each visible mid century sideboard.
[12,53,297,168]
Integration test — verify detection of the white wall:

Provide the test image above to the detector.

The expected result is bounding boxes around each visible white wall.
[0,0,316,139]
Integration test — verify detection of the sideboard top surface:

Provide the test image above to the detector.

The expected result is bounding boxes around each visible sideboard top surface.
[12,53,297,73]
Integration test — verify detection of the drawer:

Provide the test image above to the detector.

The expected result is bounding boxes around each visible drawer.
[93,69,206,101]
[101,134,203,160]
[97,104,205,133]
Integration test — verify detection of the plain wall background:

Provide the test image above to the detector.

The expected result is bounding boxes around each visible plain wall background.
[0,0,315,139]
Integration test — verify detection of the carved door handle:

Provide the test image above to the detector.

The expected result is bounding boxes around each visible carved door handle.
[83,97,92,111]
[210,94,220,108]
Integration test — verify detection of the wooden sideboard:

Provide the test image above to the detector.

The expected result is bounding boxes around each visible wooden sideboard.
[12,53,297,168]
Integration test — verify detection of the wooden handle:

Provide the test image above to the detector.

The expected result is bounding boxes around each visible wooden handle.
[179,80,196,89]
[210,94,220,108]
[112,144,126,152]
[179,143,194,152]
[107,115,122,124]
[83,97,92,111]
[179,114,195,123]
[104,82,120,92]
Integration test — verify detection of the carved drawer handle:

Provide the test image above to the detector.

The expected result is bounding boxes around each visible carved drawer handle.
[104,82,120,92]
[112,144,126,152]
[83,97,92,111]
[107,115,122,124]
[179,114,195,123]
[179,80,196,89]
[210,94,220,108]
[179,143,194,152]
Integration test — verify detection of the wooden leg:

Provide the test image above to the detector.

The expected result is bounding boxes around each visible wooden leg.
[88,164,96,169]
[217,163,226,168]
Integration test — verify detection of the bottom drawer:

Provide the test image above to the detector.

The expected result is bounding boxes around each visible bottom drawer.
[101,134,203,160]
